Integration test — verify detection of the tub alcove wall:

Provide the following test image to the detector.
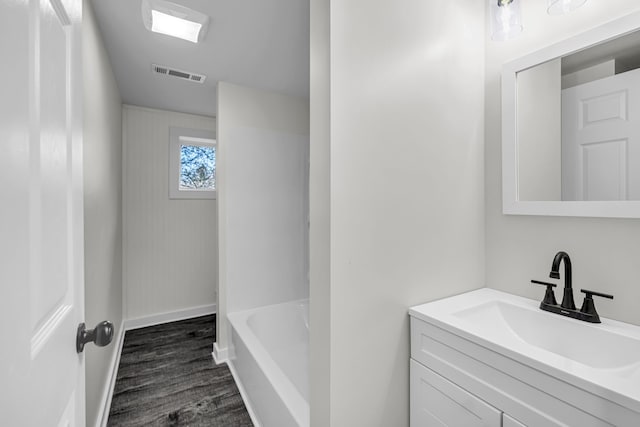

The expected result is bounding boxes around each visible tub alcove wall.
[215,81,310,426]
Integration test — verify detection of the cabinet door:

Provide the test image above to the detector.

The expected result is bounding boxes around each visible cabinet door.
[504,414,527,427]
[410,360,501,427]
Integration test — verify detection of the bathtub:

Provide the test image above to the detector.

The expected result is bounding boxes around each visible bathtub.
[227,300,309,427]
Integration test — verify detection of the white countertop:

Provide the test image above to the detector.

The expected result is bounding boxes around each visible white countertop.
[409,288,640,414]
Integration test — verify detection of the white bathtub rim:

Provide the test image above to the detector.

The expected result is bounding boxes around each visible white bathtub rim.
[228,300,310,427]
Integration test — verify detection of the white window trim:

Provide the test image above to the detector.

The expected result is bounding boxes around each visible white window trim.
[169,126,217,199]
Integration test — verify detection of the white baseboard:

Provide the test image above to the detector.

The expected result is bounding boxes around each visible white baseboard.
[227,359,262,427]
[212,342,228,365]
[97,320,125,427]
[124,304,217,331]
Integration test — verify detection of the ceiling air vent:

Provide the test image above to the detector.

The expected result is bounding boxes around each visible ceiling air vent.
[152,63,206,84]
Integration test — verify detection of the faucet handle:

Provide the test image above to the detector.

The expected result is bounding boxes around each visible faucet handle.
[579,289,614,323]
[580,289,614,300]
[531,280,558,306]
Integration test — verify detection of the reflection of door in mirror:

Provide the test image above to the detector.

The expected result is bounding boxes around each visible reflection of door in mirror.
[504,14,640,216]
[562,68,640,201]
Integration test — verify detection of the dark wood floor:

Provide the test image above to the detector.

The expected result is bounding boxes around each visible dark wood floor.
[107,315,253,426]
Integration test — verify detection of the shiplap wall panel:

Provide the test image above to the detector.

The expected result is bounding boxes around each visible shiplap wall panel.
[123,105,217,319]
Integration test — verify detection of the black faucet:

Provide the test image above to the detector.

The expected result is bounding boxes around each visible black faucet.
[532,251,614,323]
[549,251,575,310]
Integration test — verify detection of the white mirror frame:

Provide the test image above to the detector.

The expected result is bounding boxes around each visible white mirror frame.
[502,12,640,218]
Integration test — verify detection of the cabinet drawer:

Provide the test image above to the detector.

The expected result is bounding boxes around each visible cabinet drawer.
[410,316,443,368]
[410,359,501,427]
[503,414,527,427]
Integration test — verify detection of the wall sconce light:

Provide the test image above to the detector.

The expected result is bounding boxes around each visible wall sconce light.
[547,0,588,15]
[490,0,523,42]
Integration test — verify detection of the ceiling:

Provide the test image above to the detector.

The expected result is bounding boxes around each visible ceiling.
[90,0,309,117]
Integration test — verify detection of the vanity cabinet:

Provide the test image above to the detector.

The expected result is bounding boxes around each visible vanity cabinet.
[409,313,636,427]
[503,414,527,427]
[410,359,502,426]
[410,359,528,427]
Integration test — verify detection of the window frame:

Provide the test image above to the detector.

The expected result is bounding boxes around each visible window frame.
[169,126,217,199]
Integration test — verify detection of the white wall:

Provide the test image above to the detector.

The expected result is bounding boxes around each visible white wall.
[310,0,485,425]
[82,1,123,425]
[517,58,561,201]
[309,0,330,424]
[486,3,640,326]
[216,82,309,352]
[122,105,217,320]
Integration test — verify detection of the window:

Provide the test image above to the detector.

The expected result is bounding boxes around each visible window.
[169,127,216,199]
[179,144,215,190]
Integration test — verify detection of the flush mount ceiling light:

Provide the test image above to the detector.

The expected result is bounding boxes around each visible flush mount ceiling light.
[141,0,209,43]
[490,0,523,42]
[547,0,587,15]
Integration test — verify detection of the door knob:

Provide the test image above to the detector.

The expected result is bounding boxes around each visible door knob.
[76,321,114,353]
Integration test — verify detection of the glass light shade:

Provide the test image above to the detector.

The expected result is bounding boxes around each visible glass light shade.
[547,0,588,15]
[141,0,209,43]
[151,10,202,43]
[490,0,523,42]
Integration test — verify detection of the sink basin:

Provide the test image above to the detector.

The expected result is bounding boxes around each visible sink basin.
[453,299,640,370]
[409,288,640,411]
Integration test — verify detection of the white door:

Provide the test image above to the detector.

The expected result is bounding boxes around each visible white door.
[562,68,640,201]
[0,0,85,425]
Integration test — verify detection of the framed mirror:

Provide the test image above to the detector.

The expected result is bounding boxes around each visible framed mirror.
[502,12,640,218]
